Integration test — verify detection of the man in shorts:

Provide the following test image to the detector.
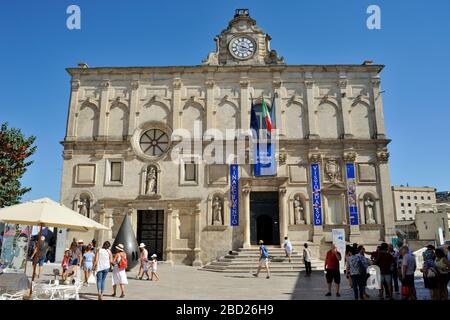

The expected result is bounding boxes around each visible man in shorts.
[253,240,271,279]
[31,236,48,278]
[325,243,342,297]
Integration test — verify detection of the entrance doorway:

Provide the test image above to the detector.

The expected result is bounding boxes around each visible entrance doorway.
[250,192,280,245]
[137,210,164,259]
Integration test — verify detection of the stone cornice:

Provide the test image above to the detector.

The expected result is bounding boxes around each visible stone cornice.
[66,64,384,77]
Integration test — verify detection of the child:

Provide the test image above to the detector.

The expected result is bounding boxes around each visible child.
[61,248,70,281]
[82,245,95,285]
[150,254,160,281]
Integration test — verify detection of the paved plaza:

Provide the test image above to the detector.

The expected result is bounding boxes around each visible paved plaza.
[24,262,448,300]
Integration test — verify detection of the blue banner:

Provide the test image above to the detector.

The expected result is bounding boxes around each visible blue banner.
[251,98,276,176]
[310,163,322,226]
[346,163,359,225]
[230,164,239,226]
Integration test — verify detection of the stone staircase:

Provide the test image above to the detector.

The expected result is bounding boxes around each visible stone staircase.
[202,246,324,276]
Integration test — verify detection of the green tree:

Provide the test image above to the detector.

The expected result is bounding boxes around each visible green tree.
[0,123,36,208]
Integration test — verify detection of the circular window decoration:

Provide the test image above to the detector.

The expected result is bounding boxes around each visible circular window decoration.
[139,129,170,156]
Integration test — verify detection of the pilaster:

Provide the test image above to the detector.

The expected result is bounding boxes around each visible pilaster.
[240,75,250,131]
[165,203,174,266]
[98,80,110,140]
[278,186,288,246]
[192,203,203,267]
[304,79,319,139]
[370,78,386,139]
[338,78,353,138]
[172,77,182,131]
[205,78,215,133]
[242,184,251,248]
[128,80,139,137]
[66,79,80,140]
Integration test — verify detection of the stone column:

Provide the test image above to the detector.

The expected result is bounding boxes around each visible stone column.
[370,78,386,139]
[304,79,319,139]
[205,79,215,134]
[278,186,288,246]
[127,204,137,236]
[338,78,353,138]
[272,77,284,136]
[192,203,202,267]
[98,80,110,140]
[377,151,395,242]
[165,203,174,266]
[128,80,139,137]
[240,77,250,131]
[97,203,113,244]
[242,185,251,248]
[172,77,182,131]
[66,79,80,140]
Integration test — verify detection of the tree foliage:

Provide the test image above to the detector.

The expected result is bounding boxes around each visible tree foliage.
[0,123,36,208]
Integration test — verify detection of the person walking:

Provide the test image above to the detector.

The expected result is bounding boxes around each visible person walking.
[30,236,48,279]
[112,243,128,298]
[375,242,395,299]
[150,254,160,281]
[400,245,417,300]
[421,244,439,300]
[253,240,271,279]
[434,248,449,300]
[324,244,341,297]
[137,243,149,280]
[345,245,353,288]
[303,243,312,277]
[347,247,366,300]
[68,241,82,279]
[82,245,95,286]
[357,245,370,299]
[61,248,70,282]
[388,244,400,294]
[283,236,293,263]
[93,241,113,300]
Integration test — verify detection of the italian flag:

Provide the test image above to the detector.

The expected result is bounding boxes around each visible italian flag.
[261,97,273,131]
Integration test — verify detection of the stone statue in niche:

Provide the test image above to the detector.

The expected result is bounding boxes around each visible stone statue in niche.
[212,196,223,225]
[364,197,376,224]
[145,166,157,195]
[325,158,341,182]
[293,196,305,224]
[78,197,90,217]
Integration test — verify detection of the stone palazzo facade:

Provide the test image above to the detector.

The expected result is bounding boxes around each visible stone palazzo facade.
[60,10,395,265]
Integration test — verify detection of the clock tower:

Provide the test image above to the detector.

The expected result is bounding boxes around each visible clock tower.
[203,9,284,66]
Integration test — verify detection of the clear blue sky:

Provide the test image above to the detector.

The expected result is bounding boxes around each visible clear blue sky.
[0,0,449,202]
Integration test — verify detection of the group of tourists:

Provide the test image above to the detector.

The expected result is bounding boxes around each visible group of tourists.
[60,239,160,300]
[253,235,449,300]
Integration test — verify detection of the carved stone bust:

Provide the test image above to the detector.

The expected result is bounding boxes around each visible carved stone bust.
[325,158,341,182]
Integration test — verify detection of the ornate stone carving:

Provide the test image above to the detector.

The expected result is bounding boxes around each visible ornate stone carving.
[309,153,322,163]
[278,151,287,165]
[62,150,73,160]
[71,80,80,91]
[242,184,251,194]
[279,186,287,194]
[173,79,182,89]
[145,165,157,195]
[205,80,215,88]
[131,80,140,90]
[377,151,389,163]
[100,80,110,89]
[343,151,357,163]
[304,80,314,89]
[325,158,342,182]
[339,79,347,89]
[272,79,282,89]
[364,197,376,224]
[212,196,223,226]
[293,195,305,224]
[371,78,381,87]
[239,80,249,88]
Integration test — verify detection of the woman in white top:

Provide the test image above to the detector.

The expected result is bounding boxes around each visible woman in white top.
[283,237,293,263]
[112,244,128,298]
[93,241,113,300]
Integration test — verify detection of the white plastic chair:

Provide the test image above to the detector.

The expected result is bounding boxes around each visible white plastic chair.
[1,292,25,300]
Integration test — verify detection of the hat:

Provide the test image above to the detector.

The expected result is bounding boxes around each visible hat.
[64,248,70,252]
[78,239,84,243]
[115,244,124,252]
[151,254,157,258]
[426,244,435,250]
[139,243,146,248]
[258,240,264,245]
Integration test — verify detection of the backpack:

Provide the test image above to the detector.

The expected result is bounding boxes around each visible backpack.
[118,254,128,270]
[261,245,269,258]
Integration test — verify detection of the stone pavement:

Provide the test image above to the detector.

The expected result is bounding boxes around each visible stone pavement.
[24,262,449,300]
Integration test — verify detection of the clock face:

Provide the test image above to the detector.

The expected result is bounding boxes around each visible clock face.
[229,36,256,60]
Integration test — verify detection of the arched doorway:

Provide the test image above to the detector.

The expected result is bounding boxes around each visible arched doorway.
[256,215,274,245]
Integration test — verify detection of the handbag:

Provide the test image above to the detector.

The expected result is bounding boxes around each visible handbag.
[401,286,409,296]
[88,273,96,285]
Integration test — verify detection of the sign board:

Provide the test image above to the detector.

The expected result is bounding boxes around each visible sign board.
[345,163,359,225]
[332,228,346,272]
[230,164,239,226]
[311,163,323,226]
[0,224,31,273]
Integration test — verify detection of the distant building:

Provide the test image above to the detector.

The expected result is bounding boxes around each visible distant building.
[392,186,436,221]
[436,191,450,204]
[415,203,450,244]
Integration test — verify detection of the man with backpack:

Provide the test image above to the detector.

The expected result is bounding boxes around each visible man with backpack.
[253,240,271,279]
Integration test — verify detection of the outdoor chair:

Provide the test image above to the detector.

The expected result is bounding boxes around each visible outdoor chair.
[0,291,25,300]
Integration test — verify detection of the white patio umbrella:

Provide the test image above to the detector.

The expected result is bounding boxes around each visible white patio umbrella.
[0,197,110,296]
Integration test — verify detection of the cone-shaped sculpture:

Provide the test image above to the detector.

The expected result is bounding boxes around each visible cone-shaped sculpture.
[111,214,139,271]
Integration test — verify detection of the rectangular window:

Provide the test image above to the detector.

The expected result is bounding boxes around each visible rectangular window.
[401,210,405,214]
[184,163,197,182]
[400,196,404,200]
[110,161,122,182]
[408,203,411,207]
[414,196,417,200]
[401,203,404,207]
[409,210,412,214]
[427,196,431,200]
[421,196,424,200]
[407,196,410,200]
